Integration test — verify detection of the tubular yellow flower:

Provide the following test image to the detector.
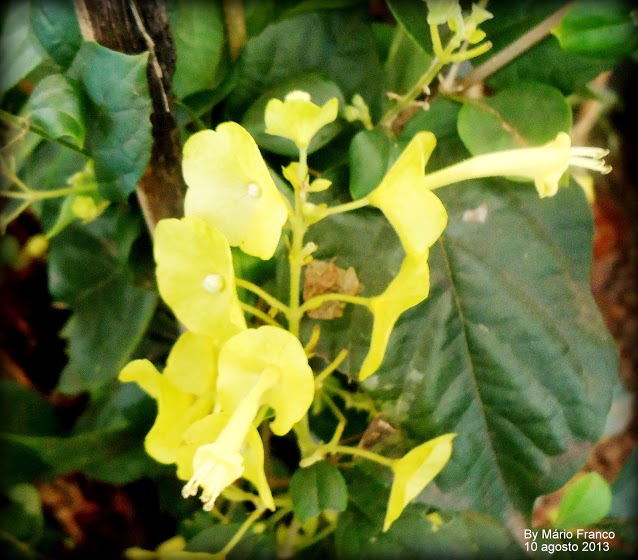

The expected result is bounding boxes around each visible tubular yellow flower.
[176,413,274,511]
[359,254,430,381]
[369,132,448,257]
[119,332,218,464]
[265,90,339,151]
[384,433,456,532]
[154,216,246,342]
[421,132,611,198]
[180,367,280,511]
[216,326,315,436]
[183,123,288,260]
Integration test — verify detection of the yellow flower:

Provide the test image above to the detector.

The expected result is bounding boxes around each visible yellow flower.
[422,132,611,198]
[182,123,288,260]
[384,433,456,532]
[265,90,339,151]
[180,366,281,511]
[216,326,314,436]
[154,216,246,342]
[369,132,448,258]
[119,332,218,464]
[359,254,430,381]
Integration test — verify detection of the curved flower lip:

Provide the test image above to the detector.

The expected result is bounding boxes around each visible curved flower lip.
[154,216,246,342]
[359,254,431,381]
[383,433,456,532]
[118,345,216,465]
[369,131,447,257]
[421,132,611,199]
[265,90,339,151]
[216,326,314,436]
[183,122,288,260]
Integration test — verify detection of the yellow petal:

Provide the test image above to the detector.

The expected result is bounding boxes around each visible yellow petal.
[369,132,447,257]
[265,91,339,150]
[164,331,218,397]
[154,216,246,341]
[119,359,161,400]
[359,254,430,381]
[216,326,314,436]
[384,433,456,532]
[241,427,275,511]
[183,123,288,260]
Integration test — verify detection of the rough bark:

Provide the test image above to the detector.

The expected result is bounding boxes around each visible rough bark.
[73,0,185,232]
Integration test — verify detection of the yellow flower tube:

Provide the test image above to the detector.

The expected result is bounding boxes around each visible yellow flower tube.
[421,132,611,198]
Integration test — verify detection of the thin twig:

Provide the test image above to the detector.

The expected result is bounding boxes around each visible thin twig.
[460,2,575,90]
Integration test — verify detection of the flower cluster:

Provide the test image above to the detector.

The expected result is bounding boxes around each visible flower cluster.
[118,86,612,536]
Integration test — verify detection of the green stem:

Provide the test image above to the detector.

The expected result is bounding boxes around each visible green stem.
[322,393,346,448]
[300,293,370,315]
[239,302,282,327]
[0,108,88,157]
[332,445,395,468]
[279,517,302,559]
[287,148,309,337]
[1,184,95,201]
[381,56,445,129]
[219,506,266,556]
[292,416,315,459]
[236,278,290,315]
[315,349,348,386]
[318,196,370,218]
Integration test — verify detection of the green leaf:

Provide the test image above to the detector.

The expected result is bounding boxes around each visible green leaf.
[457,81,572,155]
[29,0,82,68]
[303,177,617,526]
[68,42,152,201]
[610,448,637,519]
[385,0,432,55]
[186,522,276,559]
[48,207,157,393]
[476,2,614,94]
[554,0,638,59]
[0,1,47,93]
[0,484,44,548]
[290,460,348,522]
[554,472,612,529]
[348,128,402,199]
[27,74,85,147]
[242,74,345,157]
[228,10,384,120]
[167,0,226,99]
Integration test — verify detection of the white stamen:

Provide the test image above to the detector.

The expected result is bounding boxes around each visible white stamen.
[570,146,609,158]
[202,274,224,294]
[247,182,262,198]
[569,156,612,174]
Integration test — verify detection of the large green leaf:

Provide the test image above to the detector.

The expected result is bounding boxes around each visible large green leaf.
[48,207,157,393]
[68,42,152,201]
[0,0,47,93]
[27,74,86,148]
[167,0,226,99]
[227,9,384,120]
[385,0,432,55]
[457,81,572,154]
[302,177,616,529]
[29,0,82,68]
